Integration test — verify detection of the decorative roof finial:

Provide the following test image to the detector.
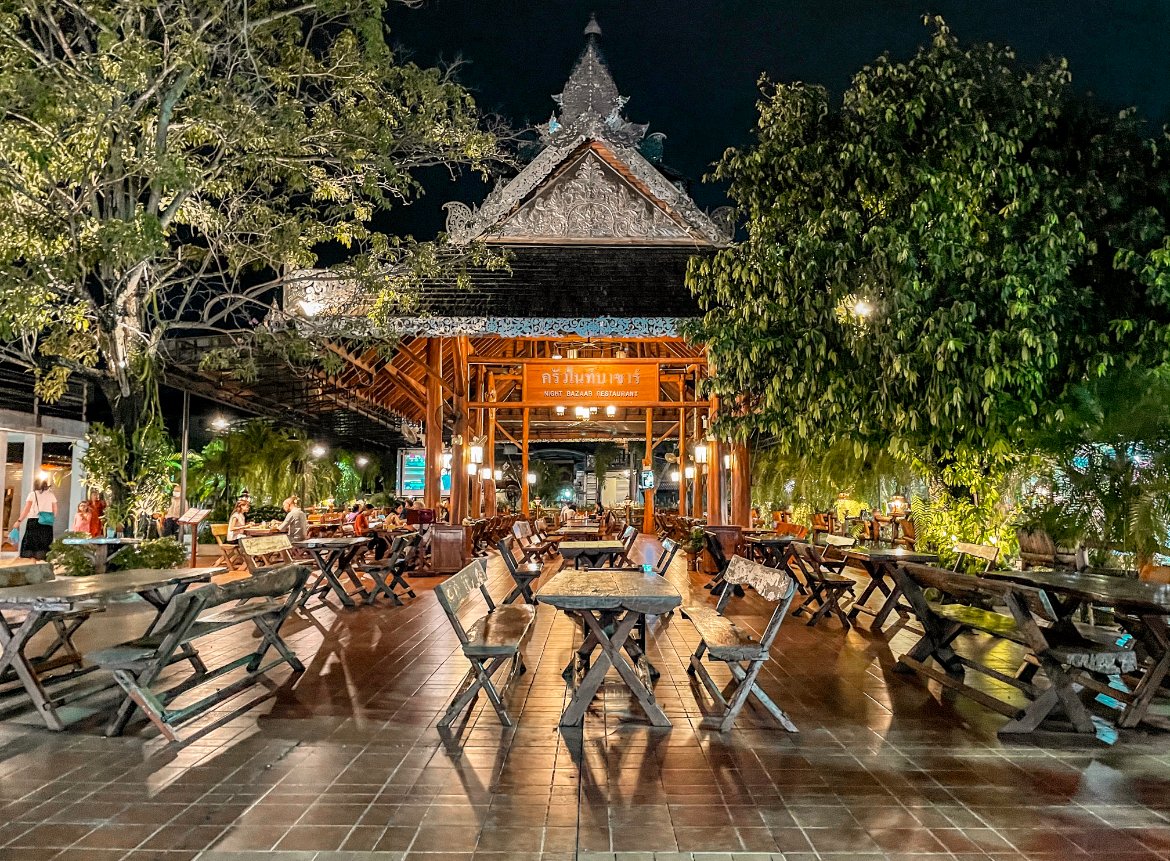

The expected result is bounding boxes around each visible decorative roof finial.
[584,13,602,38]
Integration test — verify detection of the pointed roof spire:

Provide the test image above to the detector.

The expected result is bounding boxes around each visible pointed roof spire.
[543,15,647,146]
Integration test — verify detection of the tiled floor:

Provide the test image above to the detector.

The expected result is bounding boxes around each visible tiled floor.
[1,537,1170,861]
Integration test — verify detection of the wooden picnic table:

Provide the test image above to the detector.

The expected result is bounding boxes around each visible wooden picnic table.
[294,537,371,608]
[558,539,626,569]
[0,566,224,730]
[985,568,1170,728]
[61,536,143,575]
[845,546,939,630]
[537,567,681,727]
[558,525,601,540]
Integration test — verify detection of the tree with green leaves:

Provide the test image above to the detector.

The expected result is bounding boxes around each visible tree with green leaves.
[688,18,1170,494]
[0,0,500,517]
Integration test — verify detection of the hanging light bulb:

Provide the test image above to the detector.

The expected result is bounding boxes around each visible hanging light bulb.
[526,472,537,485]
[480,466,492,481]
[670,469,680,482]
[470,443,484,464]
[494,469,503,481]
[605,405,616,417]
[694,442,708,464]
[684,466,695,479]
[566,348,579,359]
[465,461,477,476]
[723,453,732,469]
[555,405,565,416]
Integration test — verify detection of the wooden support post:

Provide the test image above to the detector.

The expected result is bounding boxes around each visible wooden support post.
[706,395,722,526]
[424,338,444,511]
[642,408,655,535]
[691,399,703,522]
[484,372,497,515]
[731,441,751,527]
[520,409,530,518]
[451,338,469,525]
[470,365,484,520]
[678,405,687,516]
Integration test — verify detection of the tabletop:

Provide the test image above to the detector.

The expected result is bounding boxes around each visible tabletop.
[559,540,625,551]
[295,537,370,549]
[744,534,796,544]
[985,569,1170,614]
[847,547,938,564]
[538,568,681,615]
[0,567,224,608]
[61,537,143,546]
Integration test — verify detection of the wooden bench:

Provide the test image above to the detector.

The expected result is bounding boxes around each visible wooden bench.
[789,536,856,628]
[238,533,296,573]
[895,562,1138,734]
[92,563,310,741]
[435,559,535,728]
[685,555,799,732]
[356,533,419,605]
[512,520,555,563]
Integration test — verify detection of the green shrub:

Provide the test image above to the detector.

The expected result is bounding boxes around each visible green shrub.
[107,538,186,571]
[47,532,97,577]
[247,504,284,524]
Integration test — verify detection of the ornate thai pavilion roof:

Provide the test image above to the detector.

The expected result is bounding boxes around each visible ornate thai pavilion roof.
[444,17,732,247]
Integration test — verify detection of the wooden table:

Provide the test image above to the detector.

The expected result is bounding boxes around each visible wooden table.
[537,568,681,727]
[559,540,626,569]
[294,537,371,607]
[846,547,939,630]
[558,525,601,540]
[61,536,143,575]
[743,534,796,569]
[0,566,223,730]
[986,568,1170,728]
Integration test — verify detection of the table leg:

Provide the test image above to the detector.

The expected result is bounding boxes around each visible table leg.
[0,612,65,731]
[870,568,906,630]
[848,563,893,621]
[139,586,207,674]
[1119,615,1170,729]
[317,550,357,607]
[93,544,109,576]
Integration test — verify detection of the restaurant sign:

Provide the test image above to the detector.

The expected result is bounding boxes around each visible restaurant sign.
[524,360,659,405]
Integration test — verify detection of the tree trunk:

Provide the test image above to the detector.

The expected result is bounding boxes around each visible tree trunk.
[99,379,145,537]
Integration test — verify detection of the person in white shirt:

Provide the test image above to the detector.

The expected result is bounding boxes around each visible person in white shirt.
[226,498,249,542]
[13,479,57,560]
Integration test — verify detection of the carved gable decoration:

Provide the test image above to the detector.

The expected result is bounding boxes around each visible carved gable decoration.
[496,152,689,242]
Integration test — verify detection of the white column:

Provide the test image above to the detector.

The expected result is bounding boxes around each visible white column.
[69,438,88,535]
[17,433,42,540]
[0,431,7,538]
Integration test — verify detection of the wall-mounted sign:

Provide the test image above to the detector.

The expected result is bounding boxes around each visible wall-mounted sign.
[397,449,452,497]
[640,469,655,490]
[524,360,659,405]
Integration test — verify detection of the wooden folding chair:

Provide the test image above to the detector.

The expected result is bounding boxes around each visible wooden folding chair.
[790,537,856,628]
[685,555,799,732]
[615,524,638,567]
[652,538,682,576]
[436,559,535,728]
[238,534,295,573]
[93,564,309,741]
[497,538,541,605]
[952,541,1000,574]
[359,534,418,605]
[210,523,245,570]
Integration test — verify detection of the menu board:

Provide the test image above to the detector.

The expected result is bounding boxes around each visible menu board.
[397,448,451,496]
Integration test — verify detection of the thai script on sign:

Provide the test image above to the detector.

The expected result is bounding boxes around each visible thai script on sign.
[524,361,659,406]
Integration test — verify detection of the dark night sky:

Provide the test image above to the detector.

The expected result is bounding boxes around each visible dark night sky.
[383,0,1170,236]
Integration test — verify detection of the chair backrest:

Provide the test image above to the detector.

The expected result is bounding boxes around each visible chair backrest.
[819,533,855,548]
[900,519,917,541]
[0,561,54,588]
[210,523,230,542]
[953,542,999,573]
[718,555,798,648]
[434,558,491,644]
[704,529,731,573]
[513,520,533,542]
[654,538,681,575]
[238,534,294,566]
[497,538,520,575]
[159,563,310,637]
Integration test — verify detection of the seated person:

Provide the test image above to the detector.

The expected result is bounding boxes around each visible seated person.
[354,503,387,560]
[384,500,408,529]
[227,499,250,542]
[278,496,309,543]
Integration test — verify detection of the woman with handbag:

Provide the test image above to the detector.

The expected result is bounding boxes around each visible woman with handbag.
[12,478,57,560]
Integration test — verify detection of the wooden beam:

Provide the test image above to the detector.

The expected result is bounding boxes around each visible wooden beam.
[424,338,443,510]
[450,336,470,525]
[467,356,706,366]
[462,400,710,409]
[395,338,455,397]
[494,420,519,447]
[521,409,530,518]
[642,408,655,534]
[651,420,680,451]
[706,396,722,526]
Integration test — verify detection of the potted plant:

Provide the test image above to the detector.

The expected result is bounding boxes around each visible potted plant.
[683,526,706,570]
